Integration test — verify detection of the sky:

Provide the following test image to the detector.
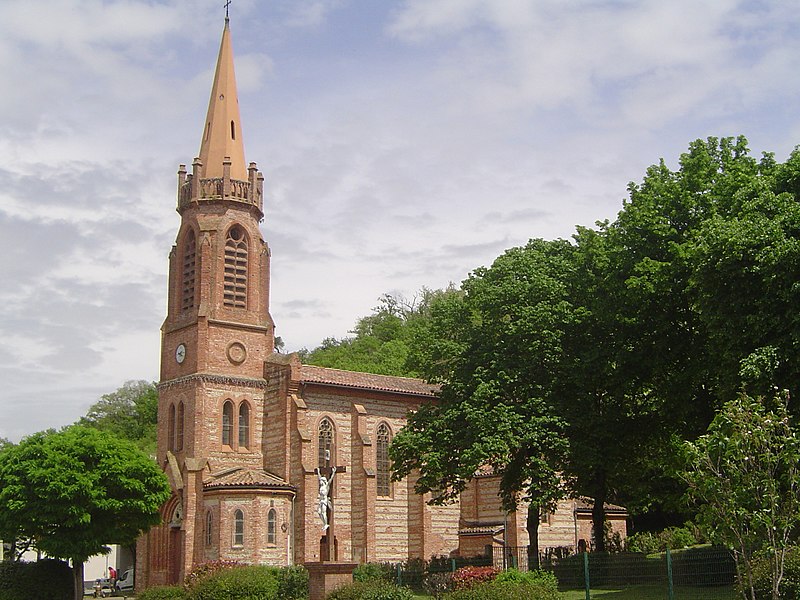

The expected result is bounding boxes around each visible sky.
[1,0,799,442]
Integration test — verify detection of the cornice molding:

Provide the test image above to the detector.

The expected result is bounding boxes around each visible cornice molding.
[159,372,268,390]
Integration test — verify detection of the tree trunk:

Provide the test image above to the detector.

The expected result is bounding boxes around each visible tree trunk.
[526,502,541,571]
[592,489,607,553]
[72,559,85,600]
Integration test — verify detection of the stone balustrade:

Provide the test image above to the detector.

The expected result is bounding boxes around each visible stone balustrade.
[177,158,264,217]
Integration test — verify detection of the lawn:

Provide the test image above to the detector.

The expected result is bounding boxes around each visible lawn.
[411,584,737,600]
[560,584,737,599]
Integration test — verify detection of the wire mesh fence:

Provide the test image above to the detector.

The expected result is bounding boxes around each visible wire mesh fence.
[395,546,739,599]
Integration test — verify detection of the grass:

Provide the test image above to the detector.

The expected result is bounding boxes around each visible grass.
[411,584,737,599]
[560,584,737,599]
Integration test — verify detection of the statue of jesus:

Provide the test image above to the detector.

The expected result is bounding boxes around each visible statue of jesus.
[315,466,336,530]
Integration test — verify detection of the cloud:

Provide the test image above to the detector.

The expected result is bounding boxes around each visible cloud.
[1,0,799,442]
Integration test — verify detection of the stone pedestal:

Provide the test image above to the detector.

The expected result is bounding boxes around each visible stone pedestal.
[306,562,358,600]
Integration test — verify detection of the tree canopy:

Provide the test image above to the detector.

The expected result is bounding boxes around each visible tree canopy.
[392,239,575,564]
[303,289,457,377]
[78,380,158,455]
[0,426,170,600]
[683,392,800,600]
[298,135,800,556]
[391,136,800,551]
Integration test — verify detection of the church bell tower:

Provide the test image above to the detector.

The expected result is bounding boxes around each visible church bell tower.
[147,16,280,585]
[160,16,273,396]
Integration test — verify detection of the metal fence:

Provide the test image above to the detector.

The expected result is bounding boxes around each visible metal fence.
[545,547,737,599]
[396,546,739,599]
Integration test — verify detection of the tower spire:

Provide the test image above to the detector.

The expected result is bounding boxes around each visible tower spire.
[198,17,246,180]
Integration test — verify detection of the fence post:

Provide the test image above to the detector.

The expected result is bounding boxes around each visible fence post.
[396,563,402,587]
[666,548,674,600]
[583,551,591,600]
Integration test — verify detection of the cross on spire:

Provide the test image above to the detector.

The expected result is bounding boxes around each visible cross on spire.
[224,0,231,20]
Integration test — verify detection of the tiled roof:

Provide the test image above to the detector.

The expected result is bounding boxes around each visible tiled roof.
[300,365,439,397]
[204,467,293,490]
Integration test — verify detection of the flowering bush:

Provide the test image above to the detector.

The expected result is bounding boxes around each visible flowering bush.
[423,571,454,598]
[184,560,244,590]
[451,566,499,590]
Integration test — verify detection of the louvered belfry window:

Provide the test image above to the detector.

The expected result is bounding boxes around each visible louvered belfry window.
[224,225,248,308]
[182,229,196,310]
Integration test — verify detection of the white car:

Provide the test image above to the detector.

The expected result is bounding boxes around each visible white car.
[115,569,134,593]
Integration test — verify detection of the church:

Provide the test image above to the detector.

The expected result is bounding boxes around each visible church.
[136,17,625,589]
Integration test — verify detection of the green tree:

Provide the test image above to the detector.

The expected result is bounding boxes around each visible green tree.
[79,380,158,454]
[566,136,795,540]
[683,392,800,600]
[555,224,678,550]
[687,157,800,402]
[304,289,455,377]
[392,240,574,567]
[0,426,171,600]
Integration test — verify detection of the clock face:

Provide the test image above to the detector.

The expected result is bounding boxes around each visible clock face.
[175,343,186,364]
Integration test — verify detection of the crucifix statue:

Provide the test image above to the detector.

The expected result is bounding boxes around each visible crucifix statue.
[315,449,347,561]
[315,466,335,530]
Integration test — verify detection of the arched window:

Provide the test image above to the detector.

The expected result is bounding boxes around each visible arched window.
[206,511,213,546]
[267,509,276,545]
[233,509,244,546]
[222,401,234,447]
[168,404,176,451]
[223,225,248,309]
[181,229,196,310]
[176,402,185,452]
[238,402,250,449]
[376,423,391,496]
[318,418,334,469]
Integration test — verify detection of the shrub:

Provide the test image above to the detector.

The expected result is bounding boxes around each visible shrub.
[184,559,244,590]
[626,531,660,554]
[451,566,498,590]
[353,562,394,583]
[136,585,188,600]
[0,558,72,600]
[750,546,800,600]
[626,525,700,554]
[276,565,309,599]
[188,565,280,600]
[495,568,559,591]
[445,580,561,600]
[325,579,414,600]
[423,572,454,598]
[665,526,697,550]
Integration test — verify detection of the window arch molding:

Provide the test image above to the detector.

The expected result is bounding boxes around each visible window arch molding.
[317,416,336,470]
[376,422,392,497]
[205,510,213,546]
[176,402,185,452]
[267,508,277,545]
[220,398,254,451]
[238,401,250,449]
[232,508,245,547]
[168,404,176,451]
[222,400,234,447]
